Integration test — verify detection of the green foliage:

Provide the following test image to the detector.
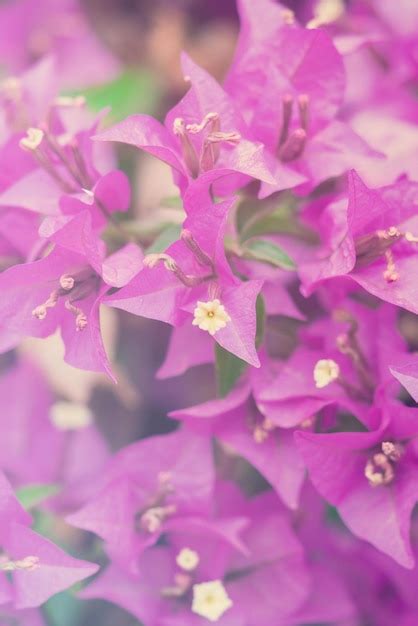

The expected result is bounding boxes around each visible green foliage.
[243,238,296,270]
[255,294,266,347]
[215,294,265,397]
[215,344,247,398]
[44,591,83,626]
[16,483,61,510]
[73,69,159,123]
[146,224,182,254]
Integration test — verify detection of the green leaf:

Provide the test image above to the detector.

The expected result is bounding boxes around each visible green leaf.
[214,294,265,397]
[70,69,159,123]
[44,591,83,626]
[215,344,247,398]
[146,224,182,254]
[326,505,347,531]
[255,294,266,348]
[237,195,297,238]
[16,483,61,510]
[243,238,295,270]
[237,195,315,243]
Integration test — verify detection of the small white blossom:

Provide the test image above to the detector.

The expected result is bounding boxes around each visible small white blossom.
[192,580,233,622]
[313,359,340,388]
[192,299,231,336]
[176,547,200,571]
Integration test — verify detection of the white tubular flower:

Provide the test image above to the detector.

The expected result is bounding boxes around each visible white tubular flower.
[192,299,231,336]
[313,359,340,388]
[176,547,200,571]
[191,580,233,622]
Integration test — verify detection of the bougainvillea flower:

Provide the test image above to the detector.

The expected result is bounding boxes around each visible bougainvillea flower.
[258,300,407,429]
[170,357,305,509]
[106,199,262,366]
[67,429,215,572]
[296,396,418,568]
[39,169,130,240]
[299,170,418,314]
[94,53,275,200]
[0,471,98,609]
[156,259,302,379]
[0,214,143,375]
[0,101,127,244]
[80,488,310,625]
[224,0,380,196]
[4,523,98,609]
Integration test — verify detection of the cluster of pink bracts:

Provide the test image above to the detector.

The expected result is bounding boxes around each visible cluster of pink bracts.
[0,0,418,624]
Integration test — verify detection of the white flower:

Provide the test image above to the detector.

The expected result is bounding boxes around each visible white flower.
[313,359,340,388]
[176,547,200,571]
[192,299,231,336]
[192,580,233,622]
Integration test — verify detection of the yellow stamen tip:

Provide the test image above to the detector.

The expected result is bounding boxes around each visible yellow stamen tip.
[19,127,44,151]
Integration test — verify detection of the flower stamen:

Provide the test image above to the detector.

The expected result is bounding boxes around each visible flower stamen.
[181,229,215,270]
[173,117,200,178]
[64,300,88,331]
[383,249,399,283]
[19,127,44,151]
[186,112,220,135]
[32,269,96,330]
[279,94,293,146]
[365,441,403,487]
[0,555,40,572]
[144,253,210,287]
[139,504,177,533]
[161,572,192,598]
[365,453,393,487]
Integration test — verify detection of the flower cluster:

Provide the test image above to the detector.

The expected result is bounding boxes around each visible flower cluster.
[1,0,418,625]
